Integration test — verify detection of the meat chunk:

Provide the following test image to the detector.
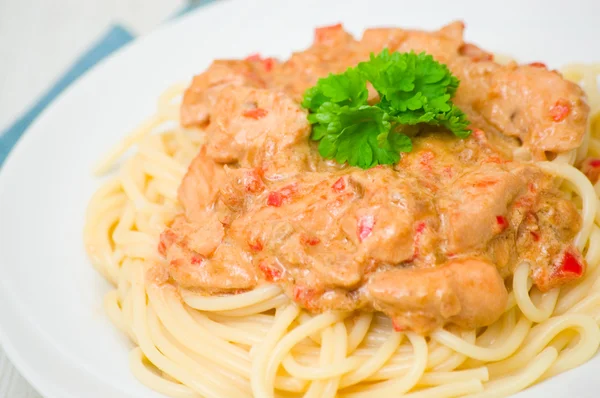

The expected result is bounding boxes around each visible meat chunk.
[368,258,508,333]
[272,24,363,101]
[178,146,226,222]
[360,21,464,63]
[180,60,267,127]
[205,86,311,175]
[438,164,535,254]
[159,214,258,292]
[451,60,589,158]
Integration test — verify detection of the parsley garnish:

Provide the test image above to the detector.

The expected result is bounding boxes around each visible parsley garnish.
[301,50,471,169]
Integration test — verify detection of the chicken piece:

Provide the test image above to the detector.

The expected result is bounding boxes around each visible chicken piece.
[437,164,535,254]
[451,60,589,158]
[205,86,312,175]
[368,258,508,333]
[360,21,464,63]
[159,214,257,292]
[180,60,267,127]
[178,146,226,222]
[272,24,364,101]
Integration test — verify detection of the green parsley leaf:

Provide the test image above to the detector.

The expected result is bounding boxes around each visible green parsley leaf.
[301,68,368,111]
[302,49,471,169]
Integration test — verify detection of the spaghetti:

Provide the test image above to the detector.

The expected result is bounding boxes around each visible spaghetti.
[84,64,600,398]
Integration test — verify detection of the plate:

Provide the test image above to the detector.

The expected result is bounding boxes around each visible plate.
[1,0,599,396]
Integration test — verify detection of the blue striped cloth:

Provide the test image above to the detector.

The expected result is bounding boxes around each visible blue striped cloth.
[0,1,214,166]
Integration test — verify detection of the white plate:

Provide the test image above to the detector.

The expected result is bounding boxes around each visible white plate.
[1,0,600,396]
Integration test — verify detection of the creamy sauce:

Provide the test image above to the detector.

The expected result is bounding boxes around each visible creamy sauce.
[158,22,589,333]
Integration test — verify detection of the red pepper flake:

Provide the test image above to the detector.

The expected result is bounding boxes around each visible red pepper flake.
[258,262,282,282]
[549,99,571,122]
[392,318,406,332]
[581,158,600,184]
[530,231,540,241]
[559,250,583,276]
[190,254,203,265]
[315,23,343,42]
[248,239,263,252]
[529,62,547,68]
[243,108,268,119]
[301,234,321,246]
[293,286,316,309]
[496,215,508,232]
[267,184,298,207]
[263,58,275,72]
[332,177,346,192]
[267,191,283,207]
[357,215,375,242]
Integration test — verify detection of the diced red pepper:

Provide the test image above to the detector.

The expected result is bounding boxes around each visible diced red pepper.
[267,191,283,207]
[496,215,508,232]
[293,286,316,309]
[529,62,547,68]
[558,250,583,276]
[530,231,540,241]
[262,58,275,72]
[301,234,321,246]
[581,158,600,184]
[549,99,571,122]
[258,262,282,282]
[248,239,263,252]
[191,254,203,265]
[267,184,298,207]
[332,177,346,192]
[357,215,375,242]
[243,108,268,119]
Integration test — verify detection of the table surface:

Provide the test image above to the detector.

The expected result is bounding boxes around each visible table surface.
[0,0,187,394]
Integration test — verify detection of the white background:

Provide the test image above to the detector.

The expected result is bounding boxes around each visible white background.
[0,1,185,394]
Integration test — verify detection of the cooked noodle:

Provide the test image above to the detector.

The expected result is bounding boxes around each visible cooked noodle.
[84,64,600,398]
